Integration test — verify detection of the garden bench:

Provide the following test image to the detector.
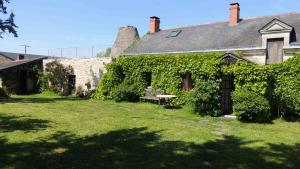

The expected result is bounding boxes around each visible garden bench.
[139,87,165,104]
[139,96,162,104]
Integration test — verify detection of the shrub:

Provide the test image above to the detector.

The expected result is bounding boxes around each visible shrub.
[269,54,300,117]
[40,90,60,97]
[188,80,221,116]
[93,63,125,99]
[0,87,9,98]
[36,69,49,92]
[111,83,141,102]
[45,60,74,95]
[85,90,96,99]
[76,85,86,98]
[232,88,271,123]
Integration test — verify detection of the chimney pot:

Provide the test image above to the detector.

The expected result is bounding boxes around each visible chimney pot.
[229,2,240,25]
[17,54,25,60]
[150,16,160,33]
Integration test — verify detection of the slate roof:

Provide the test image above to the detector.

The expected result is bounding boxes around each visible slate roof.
[124,13,300,55]
[0,52,47,71]
[0,57,45,71]
[0,51,47,61]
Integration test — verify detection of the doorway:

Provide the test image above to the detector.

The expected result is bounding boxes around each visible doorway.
[19,70,28,94]
[266,38,284,64]
[221,74,235,115]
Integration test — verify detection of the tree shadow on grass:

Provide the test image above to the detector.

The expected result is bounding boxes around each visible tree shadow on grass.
[0,115,51,132]
[0,97,89,104]
[0,127,299,169]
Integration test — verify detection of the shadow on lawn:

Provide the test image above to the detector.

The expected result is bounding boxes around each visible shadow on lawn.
[0,127,299,169]
[0,115,51,132]
[0,97,88,104]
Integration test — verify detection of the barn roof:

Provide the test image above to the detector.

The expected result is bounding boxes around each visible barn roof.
[0,51,47,61]
[0,52,47,71]
[0,57,45,71]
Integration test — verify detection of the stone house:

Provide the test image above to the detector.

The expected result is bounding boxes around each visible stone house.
[0,52,47,94]
[110,2,300,114]
[119,3,300,65]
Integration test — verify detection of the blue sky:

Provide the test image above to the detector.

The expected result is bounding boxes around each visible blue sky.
[0,0,300,55]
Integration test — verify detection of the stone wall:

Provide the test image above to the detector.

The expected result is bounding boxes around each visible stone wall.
[43,57,112,91]
[0,55,11,63]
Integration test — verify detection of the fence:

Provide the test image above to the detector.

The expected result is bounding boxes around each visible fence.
[48,45,112,59]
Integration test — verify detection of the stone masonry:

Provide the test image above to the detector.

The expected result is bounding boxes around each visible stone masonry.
[110,26,140,59]
[43,57,112,91]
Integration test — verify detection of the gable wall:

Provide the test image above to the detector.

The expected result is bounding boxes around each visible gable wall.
[43,58,112,91]
[0,55,12,63]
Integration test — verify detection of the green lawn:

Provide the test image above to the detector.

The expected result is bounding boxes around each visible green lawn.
[0,94,299,169]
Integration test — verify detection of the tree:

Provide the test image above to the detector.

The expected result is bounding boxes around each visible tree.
[97,48,111,58]
[45,60,74,95]
[0,0,17,38]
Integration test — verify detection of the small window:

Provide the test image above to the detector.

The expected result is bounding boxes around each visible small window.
[142,72,152,87]
[167,30,182,38]
[68,75,76,91]
[181,72,193,90]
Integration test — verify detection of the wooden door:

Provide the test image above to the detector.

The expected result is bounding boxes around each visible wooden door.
[267,38,284,64]
[222,74,234,115]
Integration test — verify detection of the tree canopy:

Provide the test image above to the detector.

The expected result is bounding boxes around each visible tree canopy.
[0,0,17,38]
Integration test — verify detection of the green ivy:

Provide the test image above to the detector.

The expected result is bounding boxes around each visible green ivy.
[94,52,300,120]
[227,61,272,96]
[272,53,300,116]
[93,52,223,107]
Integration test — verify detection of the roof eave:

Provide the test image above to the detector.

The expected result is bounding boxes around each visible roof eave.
[0,57,46,71]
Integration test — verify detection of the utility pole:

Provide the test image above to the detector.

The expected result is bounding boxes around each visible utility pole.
[92,46,94,58]
[75,47,78,58]
[21,45,31,54]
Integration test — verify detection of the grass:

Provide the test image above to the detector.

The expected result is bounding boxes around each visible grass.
[0,93,299,169]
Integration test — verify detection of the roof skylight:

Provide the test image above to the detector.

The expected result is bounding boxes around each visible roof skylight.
[167,30,182,38]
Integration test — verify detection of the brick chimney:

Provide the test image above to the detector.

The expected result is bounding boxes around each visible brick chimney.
[150,16,160,33]
[229,3,240,25]
[17,54,25,60]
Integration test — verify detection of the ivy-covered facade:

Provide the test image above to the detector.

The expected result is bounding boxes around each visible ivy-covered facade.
[96,3,300,122]
[94,52,300,121]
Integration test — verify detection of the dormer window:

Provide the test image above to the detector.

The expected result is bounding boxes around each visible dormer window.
[259,18,294,64]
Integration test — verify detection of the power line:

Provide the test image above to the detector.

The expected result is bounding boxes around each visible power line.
[48,45,112,58]
[20,45,31,54]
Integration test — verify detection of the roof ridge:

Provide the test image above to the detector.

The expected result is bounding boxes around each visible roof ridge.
[0,51,47,56]
[244,12,300,21]
[162,21,227,31]
[161,12,300,31]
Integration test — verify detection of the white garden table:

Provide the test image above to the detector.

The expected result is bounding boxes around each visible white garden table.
[156,95,177,105]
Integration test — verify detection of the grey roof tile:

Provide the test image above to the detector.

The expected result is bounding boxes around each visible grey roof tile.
[0,58,44,71]
[0,51,47,60]
[124,13,300,55]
